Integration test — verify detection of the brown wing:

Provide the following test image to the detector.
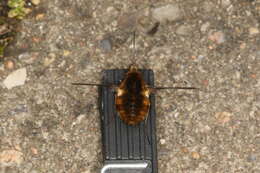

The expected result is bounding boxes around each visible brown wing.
[115,71,150,125]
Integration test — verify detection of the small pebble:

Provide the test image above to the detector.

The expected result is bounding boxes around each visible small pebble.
[191,151,200,159]
[31,0,41,5]
[3,68,27,89]
[202,80,209,86]
[247,154,256,162]
[36,13,45,20]
[198,55,204,60]
[117,13,137,31]
[4,59,15,70]
[256,50,260,58]
[30,170,39,173]
[200,22,210,32]
[181,147,189,153]
[44,53,56,66]
[25,8,32,15]
[203,125,211,132]
[240,42,246,49]
[72,114,85,127]
[215,112,232,124]
[160,139,166,145]
[249,27,259,35]
[106,6,119,17]
[18,52,38,64]
[203,2,214,12]
[31,147,38,155]
[208,45,214,49]
[100,38,112,52]
[152,4,181,22]
[250,74,256,79]
[63,50,71,56]
[32,37,41,43]
[0,150,23,165]
[176,25,190,36]
[221,0,231,7]
[0,23,9,34]
[191,55,196,60]
[208,31,225,44]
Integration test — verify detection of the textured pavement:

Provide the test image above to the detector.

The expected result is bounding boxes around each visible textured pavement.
[0,0,259,172]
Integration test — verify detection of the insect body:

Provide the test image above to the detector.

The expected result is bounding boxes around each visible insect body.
[72,33,197,126]
[115,65,150,125]
[72,64,197,126]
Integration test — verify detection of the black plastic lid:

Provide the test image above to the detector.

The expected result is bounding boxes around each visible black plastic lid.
[99,69,158,173]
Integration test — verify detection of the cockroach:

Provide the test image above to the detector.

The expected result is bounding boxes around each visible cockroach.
[72,32,197,127]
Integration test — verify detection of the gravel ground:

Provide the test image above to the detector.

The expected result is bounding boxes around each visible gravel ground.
[0,0,260,172]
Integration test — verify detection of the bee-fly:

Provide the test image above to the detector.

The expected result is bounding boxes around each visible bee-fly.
[115,64,150,125]
[113,64,197,125]
[72,32,197,126]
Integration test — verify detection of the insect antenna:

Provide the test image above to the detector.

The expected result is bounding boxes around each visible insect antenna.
[130,31,137,67]
[152,86,198,90]
[71,83,109,87]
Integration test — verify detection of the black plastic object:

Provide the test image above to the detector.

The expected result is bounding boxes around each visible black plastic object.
[99,69,158,173]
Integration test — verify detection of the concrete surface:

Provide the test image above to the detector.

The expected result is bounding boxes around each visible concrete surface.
[0,0,259,172]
